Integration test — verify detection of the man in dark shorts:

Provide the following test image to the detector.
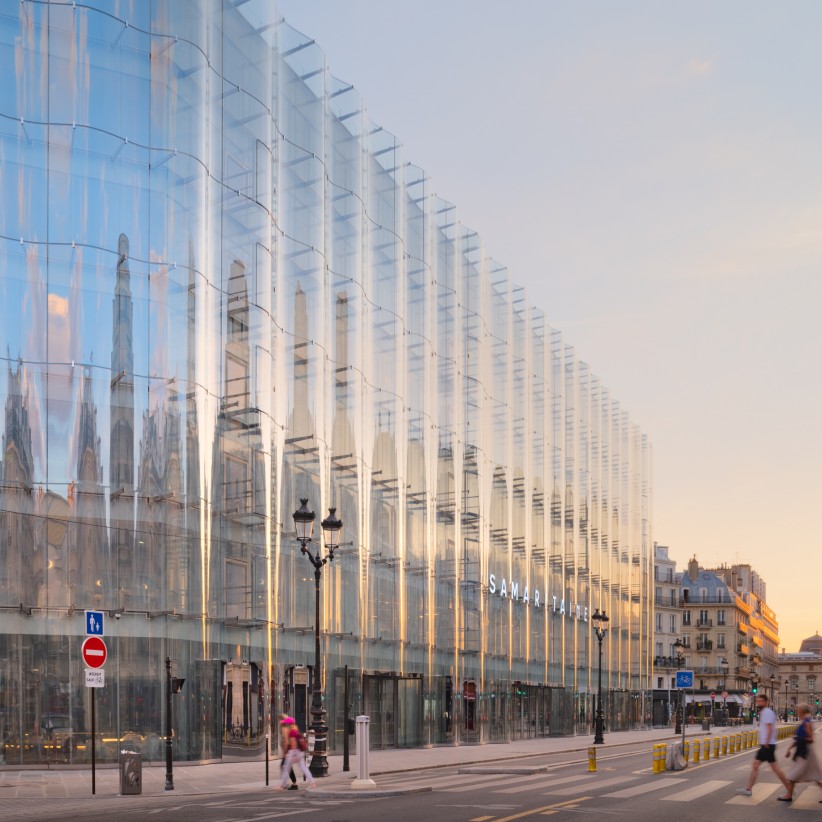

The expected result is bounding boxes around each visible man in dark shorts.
[736,694,791,796]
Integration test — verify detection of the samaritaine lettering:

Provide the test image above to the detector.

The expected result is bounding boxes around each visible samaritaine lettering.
[486,572,588,620]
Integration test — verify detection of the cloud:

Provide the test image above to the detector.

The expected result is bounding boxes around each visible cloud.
[686,58,713,77]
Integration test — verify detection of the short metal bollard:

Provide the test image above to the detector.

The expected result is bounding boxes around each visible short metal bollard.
[588,746,597,772]
[351,715,376,789]
[119,750,142,795]
[713,736,720,759]
[703,738,710,760]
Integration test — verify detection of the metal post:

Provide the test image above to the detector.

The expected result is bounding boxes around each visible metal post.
[91,689,96,795]
[165,656,174,791]
[309,567,328,776]
[343,664,350,772]
[265,733,269,786]
[594,634,604,744]
[592,608,608,745]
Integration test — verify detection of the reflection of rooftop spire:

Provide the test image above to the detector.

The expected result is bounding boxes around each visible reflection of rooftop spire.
[110,233,134,491]
[116,233,131,295]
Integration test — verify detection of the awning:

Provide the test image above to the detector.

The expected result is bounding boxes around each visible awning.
[683,693,745,705]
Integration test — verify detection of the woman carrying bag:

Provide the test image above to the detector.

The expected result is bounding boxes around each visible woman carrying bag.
[779,703,822,802]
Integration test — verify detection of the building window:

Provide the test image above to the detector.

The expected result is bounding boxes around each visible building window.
[717,609,725,625]
[717,633,725,649]
[657,677,663,688]
[683,610,691,626]
[669,614,677,633]
[700,588,708,602]
[670,590,677,606]
[655,586,662,602]
[698,609,709,626]
[656,613,662,631]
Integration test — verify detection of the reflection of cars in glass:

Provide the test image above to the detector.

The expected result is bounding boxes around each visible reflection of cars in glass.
[42,714,86,760]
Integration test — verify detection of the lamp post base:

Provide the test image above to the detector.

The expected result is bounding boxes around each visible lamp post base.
[309,704,329,777]
[594,712,605,745]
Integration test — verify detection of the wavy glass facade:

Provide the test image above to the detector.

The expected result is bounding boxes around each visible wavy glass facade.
[0,1,652,764]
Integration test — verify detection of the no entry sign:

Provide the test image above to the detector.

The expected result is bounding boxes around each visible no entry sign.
[82,636,107,669]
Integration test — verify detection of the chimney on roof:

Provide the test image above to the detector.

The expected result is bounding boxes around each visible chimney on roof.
[687,555,699,581]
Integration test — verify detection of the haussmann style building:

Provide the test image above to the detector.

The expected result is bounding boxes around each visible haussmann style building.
[0,1,653,766]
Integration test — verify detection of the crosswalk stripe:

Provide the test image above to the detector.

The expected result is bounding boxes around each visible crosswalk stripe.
[791,786,822,809]
[662,779,732,801]
[396,772,500,789]
[604,777,686,797]
[544,776,637,795]
[492,773,595,795]
[481,773,574,792]
[725,783,781,804]
[442,775,521,792]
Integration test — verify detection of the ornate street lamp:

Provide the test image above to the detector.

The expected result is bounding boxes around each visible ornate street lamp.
[592,608,610,745]
[673,638,685,735]
[293,499,343,777]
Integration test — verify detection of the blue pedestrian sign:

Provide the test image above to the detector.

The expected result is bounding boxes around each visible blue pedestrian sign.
[676,670,694,689]
[85,610,105,636]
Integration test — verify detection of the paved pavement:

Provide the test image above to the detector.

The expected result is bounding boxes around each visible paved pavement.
[0,725,732,801]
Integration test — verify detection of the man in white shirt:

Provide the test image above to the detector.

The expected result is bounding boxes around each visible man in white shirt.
[736,694,791,796]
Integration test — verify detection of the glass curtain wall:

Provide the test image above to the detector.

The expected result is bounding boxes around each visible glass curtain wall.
[0,0,652,764]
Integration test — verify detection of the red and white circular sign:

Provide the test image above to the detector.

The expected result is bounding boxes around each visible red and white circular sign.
[722,690,728,699]
[82,636,107,669]
[710,691,716,699]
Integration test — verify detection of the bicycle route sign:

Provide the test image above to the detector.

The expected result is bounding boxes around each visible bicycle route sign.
[676,670,694,689]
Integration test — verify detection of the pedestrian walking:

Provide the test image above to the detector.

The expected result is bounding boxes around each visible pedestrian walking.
[778,703,822,802]
[279,715,298,790]
[277,724,316,790]
[736,694,791,796]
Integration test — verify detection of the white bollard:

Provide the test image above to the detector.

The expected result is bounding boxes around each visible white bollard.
[351,715,376,789]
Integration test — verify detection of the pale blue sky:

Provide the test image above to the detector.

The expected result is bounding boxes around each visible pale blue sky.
[276,0,822,651]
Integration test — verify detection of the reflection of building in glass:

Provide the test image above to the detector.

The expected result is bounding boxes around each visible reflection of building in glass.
[0,2,653,765]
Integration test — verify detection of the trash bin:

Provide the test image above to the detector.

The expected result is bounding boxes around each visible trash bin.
[119,750,142,795]
[701,719,711,731]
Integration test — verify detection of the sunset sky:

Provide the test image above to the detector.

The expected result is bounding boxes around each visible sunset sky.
[276,0,822,652]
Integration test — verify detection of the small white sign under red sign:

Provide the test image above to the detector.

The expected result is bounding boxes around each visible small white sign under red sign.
[85,669,105,688]
[722,690,729,699]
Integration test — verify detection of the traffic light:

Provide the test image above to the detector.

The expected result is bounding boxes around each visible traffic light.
[752,683,758,694]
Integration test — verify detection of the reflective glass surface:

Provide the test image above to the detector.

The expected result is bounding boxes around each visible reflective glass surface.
[0,1,652,763]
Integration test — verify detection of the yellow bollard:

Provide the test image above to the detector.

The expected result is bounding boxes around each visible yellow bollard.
[653,743,667,773]
[588,746,597,772]
[730,734,736,753]
[693,739,700,764]
[683,739,690,761]
[721,735,728,756]
[713,736,720,758]
[703,738,711,760]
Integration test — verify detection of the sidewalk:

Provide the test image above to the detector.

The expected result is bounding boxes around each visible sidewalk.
[0,725,720,800]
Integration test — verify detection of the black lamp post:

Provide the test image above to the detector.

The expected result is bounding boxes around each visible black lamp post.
[673,639,685,736]
[164,657,185,791]
[770,674,776,712]
[784,679,789,721]
[592,608,609,745]
[293,498,342,778]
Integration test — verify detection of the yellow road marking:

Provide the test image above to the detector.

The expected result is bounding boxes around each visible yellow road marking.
[469,817,495,821]
[491,797,592,822]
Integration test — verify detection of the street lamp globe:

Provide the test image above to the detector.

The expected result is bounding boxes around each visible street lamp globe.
[320,507,342,554]
[293,498,316,543]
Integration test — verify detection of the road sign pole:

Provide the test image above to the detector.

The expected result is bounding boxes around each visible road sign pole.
[91,688,96,795]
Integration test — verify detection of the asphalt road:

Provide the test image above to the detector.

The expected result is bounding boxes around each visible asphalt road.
[3,739,817,821]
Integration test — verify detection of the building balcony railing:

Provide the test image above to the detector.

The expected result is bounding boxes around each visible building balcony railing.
[696,640,713,651]
[694,666,731,675]
[680,596,735,606]
[696,618,713,627]
[654,656,683,669]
